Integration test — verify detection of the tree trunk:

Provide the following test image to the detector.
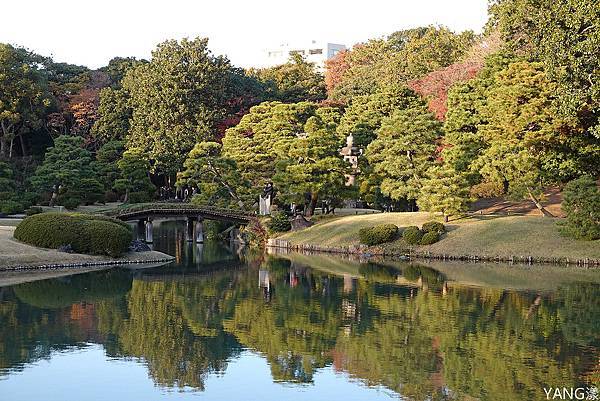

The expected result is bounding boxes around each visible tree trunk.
[8,137,14,159]
[124,189,129,203]
[0,137,7,158]
[19,135,27,156]
[306,192,319,217]
[206,161,245,209]
[527,188,554,217]
[443,214,449,223]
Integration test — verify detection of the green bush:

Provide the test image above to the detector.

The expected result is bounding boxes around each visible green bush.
[14,212,132,257]
[420,231,440,245]
[128,191,153,204]
[84,220,133,257]
[25,206,44,216]
[421,221,445,234]
[267,211,292,232]
[70,213,133,232]
[0,200,24,215]
[559,176,600,240]
[21,192,39,209]
[402,226,423,245]
[59,196,82,210]
[358,224,399,246]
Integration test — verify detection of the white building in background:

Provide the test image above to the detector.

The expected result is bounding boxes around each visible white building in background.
[262,40,346,69]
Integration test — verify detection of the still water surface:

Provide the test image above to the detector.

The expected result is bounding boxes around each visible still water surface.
[1,221,599,401]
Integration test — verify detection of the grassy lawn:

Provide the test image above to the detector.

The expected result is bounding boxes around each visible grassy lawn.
[279,212,433,246]
[278,212,600,260]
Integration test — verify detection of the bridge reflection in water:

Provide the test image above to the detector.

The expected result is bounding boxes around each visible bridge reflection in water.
[0,221,599,401]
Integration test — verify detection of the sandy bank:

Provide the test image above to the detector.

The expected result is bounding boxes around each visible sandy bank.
[0,226,174,270]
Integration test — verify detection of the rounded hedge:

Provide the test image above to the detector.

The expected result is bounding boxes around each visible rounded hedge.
[359,224,399,246]
[421,221,445,234]
[420,231,440,245]
[402,226,423,245]
[14,212,132,257]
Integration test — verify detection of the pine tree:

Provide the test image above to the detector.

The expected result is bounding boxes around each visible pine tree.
[273,107,351,216]
[30,135,102,207]
[366,104,441,202]
[92,140,125,192]
[559,176,600,240]
[113,148,155,203]
[0,161,16,200]
[418,166,470,222]
[178,141,246,209]
[472,61,568,216]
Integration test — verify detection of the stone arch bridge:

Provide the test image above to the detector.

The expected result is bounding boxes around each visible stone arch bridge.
[103,203,253,243]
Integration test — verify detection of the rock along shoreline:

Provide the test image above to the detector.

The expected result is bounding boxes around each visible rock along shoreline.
[0,254,176,272]
[266,238,600,267]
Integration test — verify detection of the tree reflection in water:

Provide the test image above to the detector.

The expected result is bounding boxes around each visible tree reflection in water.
[0,250,598,401]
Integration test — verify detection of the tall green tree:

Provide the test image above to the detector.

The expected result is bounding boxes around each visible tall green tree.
[92,140,125,192]
[113,148,155,203]
[0,44,52,158]
[327,26,475,102]
[0,161,16,201]
[123,37,237,175]
[90,87,131,143]
[366,104,441,203]
[101,57,145,88]
[489,0,600,138]
[222,101,317,193]
[441,52,514,183]
[418,166,470,222]
[29,135,102,207]
[178,141,246,209]
[273,107,351,216]
[559,176,600,240]
[336,87,421,148]
[472,61,578,215]
[249,54,326,103]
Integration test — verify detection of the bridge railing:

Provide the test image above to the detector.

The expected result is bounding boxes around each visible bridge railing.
[102,202,254,220]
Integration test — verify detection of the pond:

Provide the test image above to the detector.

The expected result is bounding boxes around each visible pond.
[1,220,599,401]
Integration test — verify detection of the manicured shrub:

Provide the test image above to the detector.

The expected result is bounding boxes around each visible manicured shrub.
[358,224,399,246]
[267,211,291,232]
[59,196,82,210]
[84,220,133,257]
[420,231,440,245]
[14,212,132,257]
[421,221,445,234]
[14,213,88,251]
[25,206,44,216]
[71,213,133,232]
[559,176,600,240]
[402,226,423,245]
[0,200,24,215]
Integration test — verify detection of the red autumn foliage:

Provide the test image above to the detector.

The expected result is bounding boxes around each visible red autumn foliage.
[215,95,261,141]
[408,32,501,121]
[324,49,350,97]
[408,61,483,121]
[46,71,111,148]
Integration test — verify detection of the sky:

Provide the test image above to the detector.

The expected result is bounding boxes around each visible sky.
[0,0,489,69]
